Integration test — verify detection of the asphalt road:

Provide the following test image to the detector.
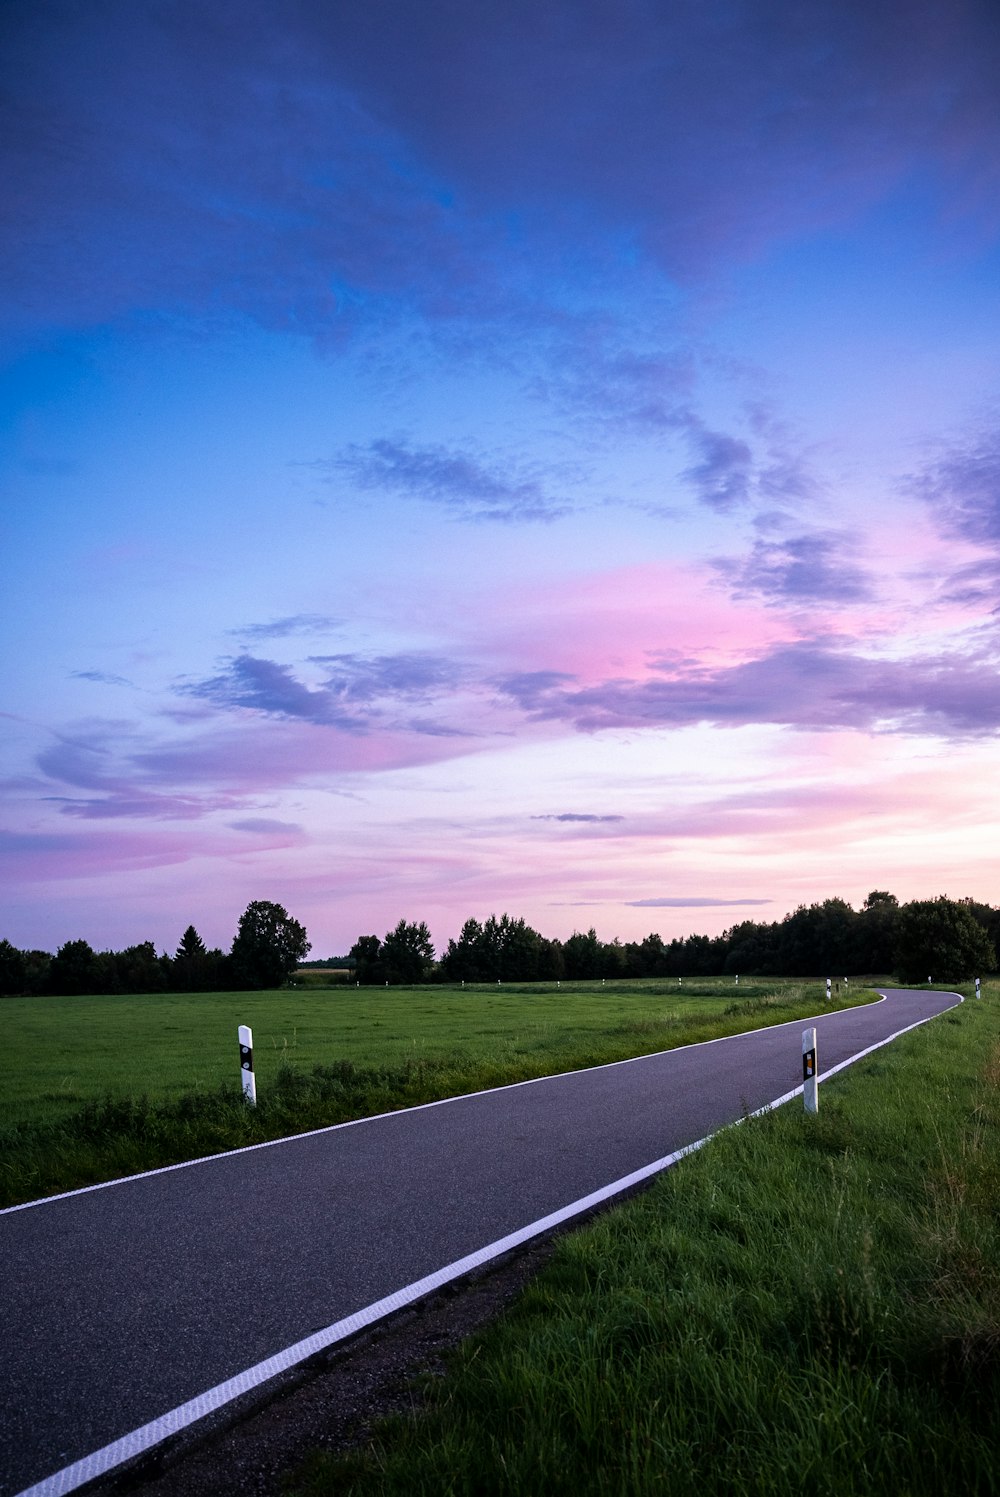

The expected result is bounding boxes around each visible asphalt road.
[0,987,960,1496]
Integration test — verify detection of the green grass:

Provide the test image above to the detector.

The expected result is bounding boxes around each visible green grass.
[1,978,876,1207]
[288,982,1000,1497]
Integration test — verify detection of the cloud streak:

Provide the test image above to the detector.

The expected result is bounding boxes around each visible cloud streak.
[626,897,773,908]
[532,813,625,824]
[496,637,1000,738]
[331,439,572,523]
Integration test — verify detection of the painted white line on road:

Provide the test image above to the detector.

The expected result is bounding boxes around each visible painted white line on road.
[14,989,961,1497]
[1,990,892,1219]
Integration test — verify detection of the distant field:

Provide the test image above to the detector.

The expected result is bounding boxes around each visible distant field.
[3,976,875,1130]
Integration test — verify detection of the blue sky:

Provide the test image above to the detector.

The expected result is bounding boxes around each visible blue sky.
[3,0,1000,957]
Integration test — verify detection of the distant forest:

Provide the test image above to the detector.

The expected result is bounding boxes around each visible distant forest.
[2,892,996,997]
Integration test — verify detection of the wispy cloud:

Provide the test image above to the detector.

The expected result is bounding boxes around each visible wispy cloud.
[911,432,1000,548]
[680,424,754,511]
[715,532,873,605]
[626,897,772,908]
[532,812,625,823]
[228,818,306,839]
[308,652,467,703]
[495,636,1000,738]
[493,671,579,715]
[71,670,134,688]
[182,651,475,739]
[185,656,359,728]
[229,615,343,642]
[936,555,1000,611]
[330,439,572,523]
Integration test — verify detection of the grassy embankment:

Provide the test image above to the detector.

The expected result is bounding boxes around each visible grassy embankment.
[290,981,1000,1497]
[3,977,874,1207]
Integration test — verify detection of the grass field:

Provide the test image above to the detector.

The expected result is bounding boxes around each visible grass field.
[2,977,879,1206]
[1,977,875,1128]
[290,982,1000,1497]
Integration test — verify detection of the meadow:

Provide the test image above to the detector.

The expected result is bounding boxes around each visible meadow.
[291,981,1000,1497]
[3,977,874,1206]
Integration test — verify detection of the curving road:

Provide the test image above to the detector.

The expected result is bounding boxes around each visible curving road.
[0,987,960,1496]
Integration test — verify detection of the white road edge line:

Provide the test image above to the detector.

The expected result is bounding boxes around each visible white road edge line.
[1,991,892,1218]
[14,989,962,1497]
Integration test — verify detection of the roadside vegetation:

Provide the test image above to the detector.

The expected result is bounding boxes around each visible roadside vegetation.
[289,982,1000,1497]
[2,978,873,1208]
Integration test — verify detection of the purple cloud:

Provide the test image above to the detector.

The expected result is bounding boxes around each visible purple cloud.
[493,671,578,715]
[532,813,625,823]
[36,734,244,820]
[230,615,343,642]
[71,670,134,687]
[715,532,873,605]
[313,0,1000,277]
[626,897,773,908]
[911,433,1000,548]
[228,818,306,838]
[680,425,754,511]
[1,4,484,340]
[498,638,1000,738]
[182,651,476,738]
[47,793,212,821]
[9,0,997,345]
[937,556,1000,611]
[308,652,467,703]
[0,825,196,880]
[529,336,694,433]
[185,655,359,728]
[331,439,572,523]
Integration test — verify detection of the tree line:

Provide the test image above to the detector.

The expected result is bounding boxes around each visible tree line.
[1,891,996,998]
[0,900,309,997]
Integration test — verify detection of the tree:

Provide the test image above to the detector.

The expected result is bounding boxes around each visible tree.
[173,925,209,992]
[46,938,101,995]
[863,890,898,910]
[893,897,996,984]
[22,949,51,995]
[563,928,602,979]
[349,934,383,984]
[442,918,486,981]
[443,914,555,983]
[109,941,168,994]
[380,919,434,984]
[230,901,310,989]
[857,891,900,973]
[0,939,26,996]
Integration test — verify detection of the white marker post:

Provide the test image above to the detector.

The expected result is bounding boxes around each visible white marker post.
[238,1023,256,1106]
[825,977,831,1003]
[802,1027,818,1114]
[976,976,981,999]
[735,974,739,986]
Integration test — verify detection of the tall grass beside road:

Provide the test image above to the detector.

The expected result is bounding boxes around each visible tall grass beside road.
[2,979,871,1207]
[291,986,1000,1497]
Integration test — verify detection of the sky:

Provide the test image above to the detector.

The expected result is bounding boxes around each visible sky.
[3,0,1000,959]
